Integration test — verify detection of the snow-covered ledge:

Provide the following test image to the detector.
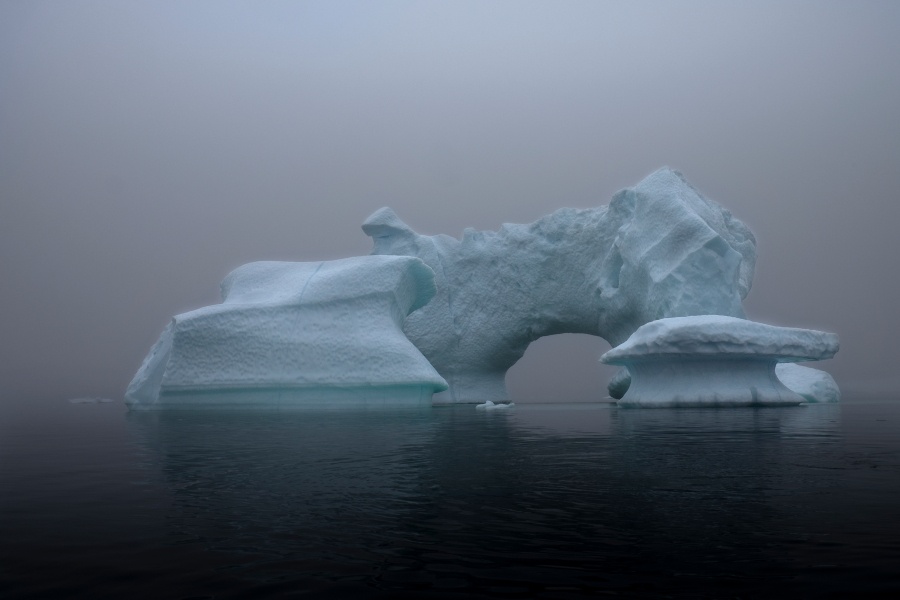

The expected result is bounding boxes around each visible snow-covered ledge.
[600,316,839,408]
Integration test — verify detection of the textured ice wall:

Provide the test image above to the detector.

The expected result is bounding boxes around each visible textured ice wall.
[364,168,758,403]
[126,256,447,409]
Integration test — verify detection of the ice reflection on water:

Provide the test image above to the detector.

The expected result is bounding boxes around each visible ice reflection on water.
[1,398,896,598]
[106,402,900,597]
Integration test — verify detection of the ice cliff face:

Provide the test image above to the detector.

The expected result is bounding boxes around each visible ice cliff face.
[125,256,447,409]
[364,168,758,403]
[596,169,757,344]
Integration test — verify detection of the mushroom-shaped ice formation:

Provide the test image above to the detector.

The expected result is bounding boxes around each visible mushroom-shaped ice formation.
[600,316,839,407]
[125,256,448,409]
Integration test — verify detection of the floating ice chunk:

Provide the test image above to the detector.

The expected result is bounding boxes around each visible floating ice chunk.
[476,400,516,410]
[364,168,757,403]
[600,316,839,407]
[126,256,448,409]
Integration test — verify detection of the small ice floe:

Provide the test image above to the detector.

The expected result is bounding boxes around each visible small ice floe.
[475,400,515,410]
[68,397,114,404]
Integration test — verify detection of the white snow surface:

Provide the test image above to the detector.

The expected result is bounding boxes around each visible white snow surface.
[365,168,758,403]
[601,315,839,364]
[125,256,448,409]
[475,400,516,410]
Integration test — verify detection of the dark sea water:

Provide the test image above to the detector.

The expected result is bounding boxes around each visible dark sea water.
[2,398,899,599]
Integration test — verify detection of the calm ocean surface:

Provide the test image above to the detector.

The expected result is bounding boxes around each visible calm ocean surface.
[2,398,899,599]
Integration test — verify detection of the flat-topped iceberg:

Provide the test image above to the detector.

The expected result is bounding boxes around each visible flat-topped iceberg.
[125,256,448,409]
[600,316,839,407]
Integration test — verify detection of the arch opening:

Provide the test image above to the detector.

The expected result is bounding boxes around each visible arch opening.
[505,334,617,403]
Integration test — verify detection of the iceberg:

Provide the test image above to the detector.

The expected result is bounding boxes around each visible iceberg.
[475,400,516,410]
[600,316,839,407]
[125,256,448,409]
[364,168,758,403]
[124,167,840,410]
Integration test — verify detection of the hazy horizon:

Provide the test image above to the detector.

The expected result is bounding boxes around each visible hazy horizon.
[2,1,899,404]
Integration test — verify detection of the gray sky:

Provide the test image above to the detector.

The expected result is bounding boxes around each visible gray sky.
[2,0,899,403]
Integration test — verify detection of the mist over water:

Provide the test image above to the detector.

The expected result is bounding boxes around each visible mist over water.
[2,1,900,402]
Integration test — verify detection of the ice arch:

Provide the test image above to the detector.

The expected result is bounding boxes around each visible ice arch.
[505,333,615,403]
[363,168,757,403]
